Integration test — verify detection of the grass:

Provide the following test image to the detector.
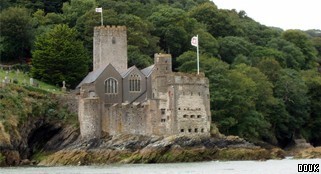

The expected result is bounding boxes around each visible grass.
[0,69,62,94]
[31,150,53,162]
[0,153,5,164]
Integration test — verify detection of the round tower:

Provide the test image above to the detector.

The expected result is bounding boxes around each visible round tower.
[78,86,102,140]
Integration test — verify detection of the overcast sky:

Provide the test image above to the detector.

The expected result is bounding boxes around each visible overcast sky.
[212,0,321,30]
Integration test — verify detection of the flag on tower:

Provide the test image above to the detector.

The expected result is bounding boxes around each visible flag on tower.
[95,7,103,26]
[95,7,102,13]
[191,35,200,74]
[191,36,198,47]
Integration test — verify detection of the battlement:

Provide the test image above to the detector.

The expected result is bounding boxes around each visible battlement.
[167,73,209,85]
[94,25,127,36]
[94,25,127,31]
[93,25,127,71]
[154,53,171,63]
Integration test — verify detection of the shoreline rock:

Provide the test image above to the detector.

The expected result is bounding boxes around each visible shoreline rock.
[38,134,284,166]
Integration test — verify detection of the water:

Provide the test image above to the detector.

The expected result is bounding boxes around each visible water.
[1,159,320,174]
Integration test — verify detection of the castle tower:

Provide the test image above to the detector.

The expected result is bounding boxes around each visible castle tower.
[154,53,172,75]
[93,26,127,72]
[78,84,102,140]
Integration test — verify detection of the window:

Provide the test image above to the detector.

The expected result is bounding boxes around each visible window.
[188,129,192,133]
[105,78,118,94]
[180,129,184,132]
[201,128,204,133]
[195,128,198,133]
[191,115,195,118]
[161,119,166,122]
[129,73,141,92]
[197,115,201,118]
[161,108,166,115]
[183,114,188,118]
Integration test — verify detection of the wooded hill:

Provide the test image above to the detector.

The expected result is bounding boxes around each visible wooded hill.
[1,0,321,147]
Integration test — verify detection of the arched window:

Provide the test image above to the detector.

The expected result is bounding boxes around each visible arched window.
[129,73,141,92]
[105,78,118,94]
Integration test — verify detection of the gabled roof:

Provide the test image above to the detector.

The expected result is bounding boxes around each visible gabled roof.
[141,64,155,77]
[120,65,136,78]
[76,64,116,88]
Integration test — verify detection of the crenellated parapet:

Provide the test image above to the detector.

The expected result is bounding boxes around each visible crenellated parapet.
[167,73,209,86]
[94,25,127,37]
[93,25,127,72]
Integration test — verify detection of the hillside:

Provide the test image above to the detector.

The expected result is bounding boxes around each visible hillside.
[0,83,78,166]
[1,0,321,153]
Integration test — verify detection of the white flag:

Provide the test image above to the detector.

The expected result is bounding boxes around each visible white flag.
[95,7,102,13]
[191,36,198,47]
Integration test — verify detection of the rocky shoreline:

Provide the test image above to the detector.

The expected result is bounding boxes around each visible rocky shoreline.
[38,134,284,166]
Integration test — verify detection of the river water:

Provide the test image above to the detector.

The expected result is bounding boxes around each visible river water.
[1,158,320,174]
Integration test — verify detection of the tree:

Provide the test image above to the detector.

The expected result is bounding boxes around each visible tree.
[62,0,96,27]
[301,70,321,146]
[282,30,318,69]
[189,2,240,37]
[249,46,286,67]
[311,37,321,59]
[212,65,271,140]
[31,24,89,87]
[218,36,253,64]
[128,45,152,69]
[274,69,310,141]
[0,7,34,62]
[148,5,197,57]
[256,58,282,83]
[267,38,305,69]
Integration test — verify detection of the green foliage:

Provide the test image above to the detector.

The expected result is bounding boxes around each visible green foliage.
[301,70,321,145]
[0,7,34,62]
[282,30,318,69]
[62,0,96,27]
[0,153,5,164]
[0,84,76,124]
[31,24,89,88]
[148,5,194,57]
[274,69,310,140]
[2,0,321,146]
[128,45,153,69]
[256,58,282,82]
[218,36,253,64]
[189,2,240,37]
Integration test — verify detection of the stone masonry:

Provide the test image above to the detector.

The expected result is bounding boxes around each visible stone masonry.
[77,26,211,140]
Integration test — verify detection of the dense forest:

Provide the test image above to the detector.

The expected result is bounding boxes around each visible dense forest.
[1,0,321,147]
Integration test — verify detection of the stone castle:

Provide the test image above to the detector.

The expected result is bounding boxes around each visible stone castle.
[77,26,211,140]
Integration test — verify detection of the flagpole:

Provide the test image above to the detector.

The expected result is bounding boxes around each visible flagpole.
[101,9,103,26]
[196,35,199,75]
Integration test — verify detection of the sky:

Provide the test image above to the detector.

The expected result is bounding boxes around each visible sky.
[212,0,321,30]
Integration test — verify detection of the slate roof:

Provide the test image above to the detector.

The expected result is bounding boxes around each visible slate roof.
[76,64,112,88]
[141,64,155,77]
[120,66,136,78]
[77,64,155,88]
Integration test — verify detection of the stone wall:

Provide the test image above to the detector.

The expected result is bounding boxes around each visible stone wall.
[56,94,79,114]
[104,101,157,135]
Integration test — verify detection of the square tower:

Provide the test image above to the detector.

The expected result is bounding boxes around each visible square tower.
[93,26,128,72]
